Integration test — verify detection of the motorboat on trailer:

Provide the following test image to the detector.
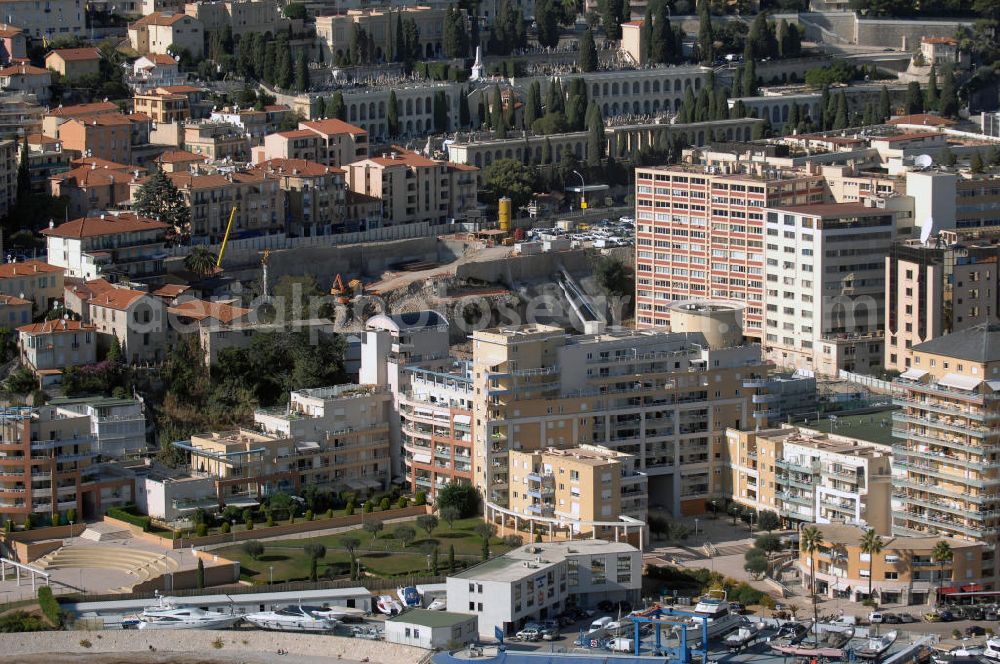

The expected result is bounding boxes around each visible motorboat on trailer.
[426,596,447,611]
[376,594,403,616]
[397,586,421,608]
[674,590,744,640]
[137,598,241,630]
[725,620,764,650]
[985,637,1000,660]
[243,605,338,632]
[856,630,898,659]
[310,605,368,622]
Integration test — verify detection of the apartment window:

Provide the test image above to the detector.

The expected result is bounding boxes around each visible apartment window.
[591,557,606,584]
[884,571,898,580]
[568,559,579,587]
[617,556,632,583]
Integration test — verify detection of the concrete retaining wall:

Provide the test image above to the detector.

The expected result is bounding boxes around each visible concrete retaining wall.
[2,524,76,563]
[130,550,240,592]
[104,505,432,550]
[455,248,597,285]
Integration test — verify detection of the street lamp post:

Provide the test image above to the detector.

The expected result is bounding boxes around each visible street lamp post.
[231,519,236,544]
[269,566,273,585]
[571,170,586,210]
[69,520,74,538]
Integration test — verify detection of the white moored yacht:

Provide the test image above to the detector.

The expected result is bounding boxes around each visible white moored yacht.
[137,598,241,630]
[243,605,338,632]
[984,637,1000,660]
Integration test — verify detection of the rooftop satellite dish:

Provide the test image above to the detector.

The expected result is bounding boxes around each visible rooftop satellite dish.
[915,154,933,169]
[920,216,934,245]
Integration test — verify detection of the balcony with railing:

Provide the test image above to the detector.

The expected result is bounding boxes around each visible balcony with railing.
[894,456,1000,489]
[893,412,1000,439]
[893,395,1000,422]
[892,428,1000,455]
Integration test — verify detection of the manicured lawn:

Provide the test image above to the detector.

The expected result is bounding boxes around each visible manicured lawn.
[216,517,512,583]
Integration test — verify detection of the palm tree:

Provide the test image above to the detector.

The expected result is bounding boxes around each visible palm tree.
[184,245,218,277]
[801,526,824,644]
[932,540,953,605]
[860,529,884,603]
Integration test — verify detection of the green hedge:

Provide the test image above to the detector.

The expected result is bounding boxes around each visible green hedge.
[106,506,151,532]
[37,586,60,626]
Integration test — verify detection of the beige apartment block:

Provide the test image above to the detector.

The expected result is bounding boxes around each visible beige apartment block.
[179,401,391,505]
[254,158,347,236]
[88,288,169,364]
[345,148,478,227]
[259,119,368,168]
[471,322,772,533]
[892,324,1000,585]
[725,425,892,534]
[799,523,983,606]
[185,0,288,39]
[398,361,474,501]
[0,0,85,40]
[505,445,647,545]
[0,405,133,524]
[762,203,895,377]
[133,90,190,124]
[886,230,1000,372]
[182,122,250,162]
[315,7,458,63]
[128,11,205,59]
[0,260,64,315]
[17,319,97,374]
[633,163,827,336]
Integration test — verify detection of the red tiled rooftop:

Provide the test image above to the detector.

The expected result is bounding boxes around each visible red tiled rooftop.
[88,288,149,311]
[42,213,169,239]
[18,319,94,334]
[300,118,367,136]
[0,260,63,279]
[45,47,100,62]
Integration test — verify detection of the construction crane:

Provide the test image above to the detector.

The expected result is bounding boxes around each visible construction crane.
[215,206,237,269]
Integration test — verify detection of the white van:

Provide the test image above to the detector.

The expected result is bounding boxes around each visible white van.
[590,616,613,632]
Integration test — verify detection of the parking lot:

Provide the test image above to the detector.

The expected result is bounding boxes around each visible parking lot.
[527,216,635,250]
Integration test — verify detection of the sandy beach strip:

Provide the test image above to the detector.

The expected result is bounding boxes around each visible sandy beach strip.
[0,629,429,664]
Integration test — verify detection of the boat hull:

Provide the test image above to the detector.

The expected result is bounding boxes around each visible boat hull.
[138,615,241,630]
[244,617,334,632]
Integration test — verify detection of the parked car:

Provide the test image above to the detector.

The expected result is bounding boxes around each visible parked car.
[966,625,987,637]
[883,614,902,625]
[517,627,541,641]
[869,612,884,624]
[541,628,560,641]
[897,613,917,623]
[986,609,999,621]
[939,610,955,622]
[967,607,984,621]
[924,611,942,622]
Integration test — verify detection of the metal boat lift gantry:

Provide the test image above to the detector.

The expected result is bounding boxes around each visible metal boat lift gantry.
[627,606,710,663]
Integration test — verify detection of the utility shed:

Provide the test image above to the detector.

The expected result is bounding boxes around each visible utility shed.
[385,609,478,650]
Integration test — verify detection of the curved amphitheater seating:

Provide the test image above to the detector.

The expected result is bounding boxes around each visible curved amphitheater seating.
[33,545,180,592]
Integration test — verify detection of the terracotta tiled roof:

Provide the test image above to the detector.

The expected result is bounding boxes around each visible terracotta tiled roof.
[50,165,128,189]
[876,132,940,143]
[27,133,59,146]
[0,294,31,306]
[0,27,24,38]
[42,213,169,239]
[65,278,115,302]
[130,11,193,27]
[887,113,956,127]
[274,129,316,139]
[46,102,119,118]
[17,319,94,334]
[69,157,135,171]
[0,64,49,76]
[922,36,956,45]
[256,158,344,177]
[155,149,204,164]
[156,84,203,94]
[88,288,149,311]
[366,148,438,168]
[168,299,250,324]
[0,261,63,279]
[151,283,190,298]
[300,118,367,136]
[147,54,177,65]
[45,47,100,62]
[66,114,132,127]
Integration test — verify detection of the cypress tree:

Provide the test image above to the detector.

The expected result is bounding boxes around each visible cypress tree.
[679,87,695,123]
[586,102,604,166]
[789,102,800,129]
[263,41,277,84]
[542,137,553,164]
[326,93,345,120]
[642,3,654,63]
[294,51,308,91]
[434,90,448,132]
[731,99,746,119]
[387,90,399,136]
[275,36,292,88]
[820,85,831,129]
[833,91,848,130]
[879,85,891,122]
[905,81,923,115]
[926,64,939,111]
[491,85,506,138]
[395,14,405,63]
[697,0,714,63]
[971,151,985,173]
[695,86,710,123]
[566,78,588,131]
[525,80,541,127]
[579,27,598,72]
[742,56,757,98]
[459,88,470,128]
[939,66,959,118]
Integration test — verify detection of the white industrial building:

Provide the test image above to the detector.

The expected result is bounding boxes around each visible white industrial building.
[385,609,478,649]
[446,540,642,637]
